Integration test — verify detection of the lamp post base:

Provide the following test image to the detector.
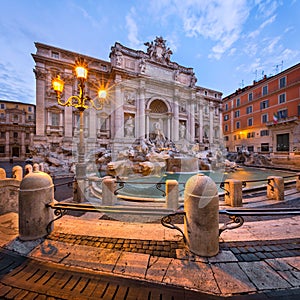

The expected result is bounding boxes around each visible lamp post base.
[75,163,87,203]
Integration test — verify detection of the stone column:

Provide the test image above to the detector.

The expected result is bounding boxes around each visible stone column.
[188,98,195,142]
[138,83,146,138]
[5,132,9,158]
[114,76,124,139]
[34,68,47,137]
[199,105,203,143]
[209,103,214,145]
[64,84,74,139]
[173,95,179,141]
[21,132,26,157]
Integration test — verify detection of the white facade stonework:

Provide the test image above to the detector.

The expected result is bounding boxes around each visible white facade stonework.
[32,37,222,158]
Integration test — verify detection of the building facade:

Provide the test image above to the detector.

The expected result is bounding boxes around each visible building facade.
[0,100,36,159]
[222,63,300,163]
[32,37,223,159]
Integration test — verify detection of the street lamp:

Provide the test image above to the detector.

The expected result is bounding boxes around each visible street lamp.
[52,57,107,184]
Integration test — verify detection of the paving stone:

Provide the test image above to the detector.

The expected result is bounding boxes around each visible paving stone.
[113,252,149,278]
[211,262,256,295]
[239,261,292,290]
[240,253,260,262]
[208,250,238,263]
[264,252,275,259]
[64,245,121,273]
[146,256,172,282]
[231,247,241,254]
[166,260,220,294]
[255,252,267,259]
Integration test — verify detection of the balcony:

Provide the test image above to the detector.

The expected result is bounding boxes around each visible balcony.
[97,129,110,139]
[46,125,64,136]
[266,116,299,127]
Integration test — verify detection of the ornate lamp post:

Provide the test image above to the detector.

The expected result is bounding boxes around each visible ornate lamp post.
[52,58,107,195]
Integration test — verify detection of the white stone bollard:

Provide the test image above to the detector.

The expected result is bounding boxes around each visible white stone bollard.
[0,168,6,180]
[296,173,300,192]
[166,180,179,209]
[102,177,117,205]
[184,174,219,257]
[25,164,33,175]
[19,170,55,240]
[267,176,284,200]
[12,165,23,181]
[224,179,243,207]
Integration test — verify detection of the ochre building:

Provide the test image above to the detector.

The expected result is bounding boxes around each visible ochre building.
[222,63,300,165]
[0,100,36,159]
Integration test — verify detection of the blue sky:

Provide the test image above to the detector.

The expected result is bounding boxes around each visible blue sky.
[0,0,299,104]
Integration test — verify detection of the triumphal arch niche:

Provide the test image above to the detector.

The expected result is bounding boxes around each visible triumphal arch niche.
[32,36,222,160]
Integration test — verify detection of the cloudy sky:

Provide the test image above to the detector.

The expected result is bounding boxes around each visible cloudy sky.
[1,0,299,104]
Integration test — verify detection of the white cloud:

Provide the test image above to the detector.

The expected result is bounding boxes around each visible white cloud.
[255,0,280,18]
[174,0,250,59]
[125,8,142,49]
[248,14,276,38]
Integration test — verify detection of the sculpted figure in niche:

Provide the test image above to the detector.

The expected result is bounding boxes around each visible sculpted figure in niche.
[179,122,186,139]
[124,116,134,137]
[153,122,166,148]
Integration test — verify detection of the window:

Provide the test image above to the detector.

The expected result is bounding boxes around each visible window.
[0,103,5,109]
[0,145,4,153]
[214,107,219,116]
[100,64,107,71]
[246,106,253,114]
[262,114,268,123]
[248,92,253,101]
[25,133,30,140]
[0,132,5,138]
[13,115,18,122]
[278,109,288,119]
[224,114,229,121]
[279,93,286,103]
[214,93,217,98]
[260,99,269,109]
[236,98,240,107]
[28,106,32,112]
[236,121,240,129]
[298,105,300,116]
[224,125,228,132]
[279,77,286,88]
[261,143,269,152]
[248,118,253,126]
[234,110,240,118]
[262,85,268,95]
[276,133,289,151]
[13,132,18,138]
[261,130,269,136]
[224,136,229,141]
[51,51,59,59]
[247,146,254,152]
[51,113,60,126]
[28,115,32,121]
[224,103,228,111]
[205,91,208,95]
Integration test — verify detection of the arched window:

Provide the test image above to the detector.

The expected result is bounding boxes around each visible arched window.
[149,100,168,113]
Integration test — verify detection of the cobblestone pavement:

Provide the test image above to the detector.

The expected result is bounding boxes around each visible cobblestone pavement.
[47,232,300,262]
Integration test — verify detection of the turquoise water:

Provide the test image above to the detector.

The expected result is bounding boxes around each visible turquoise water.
[116,166,297,200]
